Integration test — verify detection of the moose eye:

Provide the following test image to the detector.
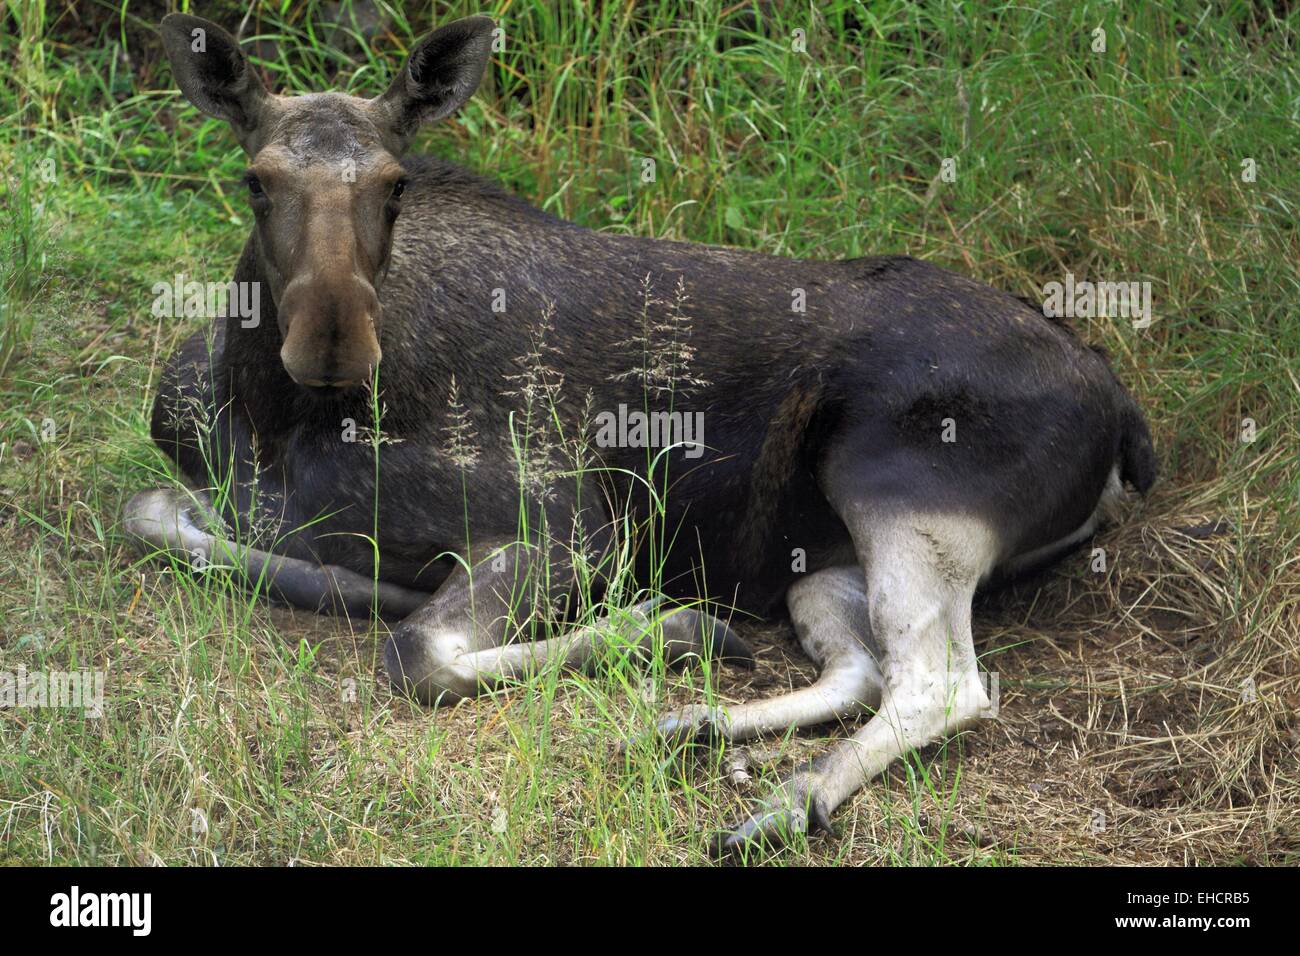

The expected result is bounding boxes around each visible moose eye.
[245,174,265,198]
[391,178,407,200]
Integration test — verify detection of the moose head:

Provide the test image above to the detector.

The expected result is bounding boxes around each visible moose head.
[160,13,494,391]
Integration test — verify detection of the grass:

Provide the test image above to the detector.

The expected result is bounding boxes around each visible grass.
[1,0,1297,865]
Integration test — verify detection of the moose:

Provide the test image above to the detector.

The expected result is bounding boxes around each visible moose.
[127,13,1155,856]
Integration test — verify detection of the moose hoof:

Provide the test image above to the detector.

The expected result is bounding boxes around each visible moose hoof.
[657,704,731,748]
[656,607,755,669]
[711,771,835,861]
[617,703,728,756]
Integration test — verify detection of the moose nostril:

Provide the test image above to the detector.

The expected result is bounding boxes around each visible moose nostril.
[300,375,358,390]
[279,318,380,391]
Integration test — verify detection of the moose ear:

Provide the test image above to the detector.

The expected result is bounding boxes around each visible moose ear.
[371,16,495,150]
[159,14,269,148]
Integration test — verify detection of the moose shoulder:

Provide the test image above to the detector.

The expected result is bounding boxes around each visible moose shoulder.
[130,13,1155,856]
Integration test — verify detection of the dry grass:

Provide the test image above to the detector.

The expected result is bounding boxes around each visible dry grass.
[65,468,1293,866]
[3,399,1297,864]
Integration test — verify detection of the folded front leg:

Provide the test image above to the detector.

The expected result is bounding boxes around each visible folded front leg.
[125,487,430,618]
[383,542,752,705]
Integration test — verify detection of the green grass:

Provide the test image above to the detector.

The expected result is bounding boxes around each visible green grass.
[1,0,1297,865]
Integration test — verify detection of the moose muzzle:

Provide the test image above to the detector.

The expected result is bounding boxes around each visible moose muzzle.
[277,273,383,389]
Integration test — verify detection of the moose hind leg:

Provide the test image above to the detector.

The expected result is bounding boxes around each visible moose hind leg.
[652,565,882,747]
[716,513,998,857]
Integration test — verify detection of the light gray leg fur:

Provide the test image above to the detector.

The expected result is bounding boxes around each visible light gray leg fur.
[653,565,883,746]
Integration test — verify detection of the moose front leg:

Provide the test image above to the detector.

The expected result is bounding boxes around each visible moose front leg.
[384,541,752,706]
[125,488,430,618]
